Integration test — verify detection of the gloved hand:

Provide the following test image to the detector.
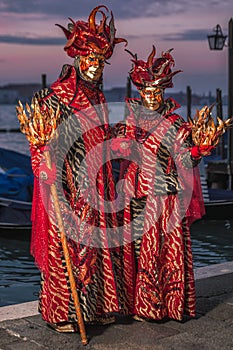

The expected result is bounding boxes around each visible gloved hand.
[39,161,57,185]
[191,145,215,159]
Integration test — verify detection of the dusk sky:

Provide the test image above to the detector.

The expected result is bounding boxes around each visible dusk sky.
[0,0,232,94]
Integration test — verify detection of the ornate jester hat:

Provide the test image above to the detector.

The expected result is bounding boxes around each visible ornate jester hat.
[127,45,182,90]
[56,5,127,59]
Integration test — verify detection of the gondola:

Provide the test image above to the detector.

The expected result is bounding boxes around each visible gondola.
[203,188,233,220]
[199,160,233,220]
[0,147,33,233]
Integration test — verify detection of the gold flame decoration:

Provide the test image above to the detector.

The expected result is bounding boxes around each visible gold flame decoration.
[188,105,233,147]
[16,98,59,146]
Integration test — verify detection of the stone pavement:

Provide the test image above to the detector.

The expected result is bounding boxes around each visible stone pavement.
[0,262,233,350]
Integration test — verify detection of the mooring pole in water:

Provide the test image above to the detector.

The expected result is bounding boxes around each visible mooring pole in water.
[227,18,233,190]
[41,74,47,89]
[186,85,192,119]
[124,76,132,119]
[216,88,224,159]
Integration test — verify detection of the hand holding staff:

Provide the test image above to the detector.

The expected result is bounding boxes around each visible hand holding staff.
[16,98,88,346]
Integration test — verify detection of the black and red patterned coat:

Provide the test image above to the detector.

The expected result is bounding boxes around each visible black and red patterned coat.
[113,97,204,321]
[30,64,127,324]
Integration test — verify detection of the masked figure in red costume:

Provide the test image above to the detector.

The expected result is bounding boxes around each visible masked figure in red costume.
[29,5,127,332]
[112,45,210,322]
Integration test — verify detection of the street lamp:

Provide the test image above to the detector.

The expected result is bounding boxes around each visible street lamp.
[207,19,233,190]
[207,24,227,50]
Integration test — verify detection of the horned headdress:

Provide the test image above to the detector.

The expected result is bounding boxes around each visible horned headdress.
[56,5,127,59]
[127,45,182,89]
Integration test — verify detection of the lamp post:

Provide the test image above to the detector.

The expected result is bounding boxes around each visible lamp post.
[207,19,233,190]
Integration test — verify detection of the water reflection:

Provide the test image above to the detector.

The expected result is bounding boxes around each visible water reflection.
[191,219,233,268]
[0,236,40,307]
[0,219,233,307]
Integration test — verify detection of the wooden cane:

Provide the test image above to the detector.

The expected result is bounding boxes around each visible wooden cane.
[44,150,88,346]
[16,99,88,345]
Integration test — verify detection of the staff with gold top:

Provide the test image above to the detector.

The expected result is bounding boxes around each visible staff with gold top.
[16,99,88,344]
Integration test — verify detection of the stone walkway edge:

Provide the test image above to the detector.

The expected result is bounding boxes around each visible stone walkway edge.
[0,261,233,323]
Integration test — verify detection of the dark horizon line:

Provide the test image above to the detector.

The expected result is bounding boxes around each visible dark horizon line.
[0,82,228,98]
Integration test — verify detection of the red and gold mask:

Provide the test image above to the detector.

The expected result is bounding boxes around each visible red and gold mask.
[78,53,105,81]
[139,87,164,111]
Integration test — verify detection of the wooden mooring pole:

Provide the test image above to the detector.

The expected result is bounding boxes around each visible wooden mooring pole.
[216,88,225,159]
[227,18,233,190]
[186,85,192,119]
[41,74,47,89]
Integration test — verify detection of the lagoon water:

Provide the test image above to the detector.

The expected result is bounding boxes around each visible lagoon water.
[0,102,232,307]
